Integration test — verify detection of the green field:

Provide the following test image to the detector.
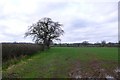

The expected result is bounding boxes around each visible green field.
[3,47,118,78]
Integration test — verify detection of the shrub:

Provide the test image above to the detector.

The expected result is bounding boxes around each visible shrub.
[2,43,43,61]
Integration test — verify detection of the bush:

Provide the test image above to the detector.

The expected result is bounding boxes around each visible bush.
[2,43,43,62]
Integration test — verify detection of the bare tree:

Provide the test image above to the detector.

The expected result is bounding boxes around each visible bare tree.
[101,40,106,47]
[82,41,89,46]
[25,17,64,49]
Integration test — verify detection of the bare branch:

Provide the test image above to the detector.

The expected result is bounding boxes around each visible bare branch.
[25,17,64,49]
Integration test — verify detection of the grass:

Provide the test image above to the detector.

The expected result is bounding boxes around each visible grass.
[2,47,118,78]
[2,55,32,70]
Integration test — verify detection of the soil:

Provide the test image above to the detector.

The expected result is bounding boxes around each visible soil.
[68,54,119,79]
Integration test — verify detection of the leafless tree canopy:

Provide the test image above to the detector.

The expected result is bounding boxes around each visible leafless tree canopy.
[25,17,64,49]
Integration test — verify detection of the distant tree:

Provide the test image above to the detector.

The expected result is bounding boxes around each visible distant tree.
[13,41,17,43]
[118,41,120,47]
[101,40,106,47]
[82,41,89,46]
[25,17,64,49]
[107,42,113,47]
[94,42,101,47]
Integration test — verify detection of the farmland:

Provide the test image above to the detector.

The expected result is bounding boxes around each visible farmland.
[2,47,118,79]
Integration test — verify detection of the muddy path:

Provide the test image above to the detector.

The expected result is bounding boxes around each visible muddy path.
[68,53,119,79]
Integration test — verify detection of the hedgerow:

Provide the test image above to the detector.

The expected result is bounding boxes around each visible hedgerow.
[2,43,43,61]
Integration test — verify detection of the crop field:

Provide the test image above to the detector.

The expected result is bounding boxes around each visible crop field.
[2,47,118,79]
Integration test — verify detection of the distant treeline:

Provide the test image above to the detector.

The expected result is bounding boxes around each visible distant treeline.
[2,43,43,61]
[2,41,119,61]
[52,41,119,47]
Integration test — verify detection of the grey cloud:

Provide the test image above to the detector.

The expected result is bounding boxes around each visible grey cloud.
[44,2,68,11]
[34,2,68,16]
[70,18,97,28]
[0,0,118,43]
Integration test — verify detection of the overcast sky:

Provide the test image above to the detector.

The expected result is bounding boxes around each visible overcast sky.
[0,0,119,43]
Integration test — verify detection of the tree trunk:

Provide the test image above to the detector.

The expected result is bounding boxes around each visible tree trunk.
[47,39,51,49]
[43,39,47,50]
[43,38,51,50]
[47,43,50,49]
